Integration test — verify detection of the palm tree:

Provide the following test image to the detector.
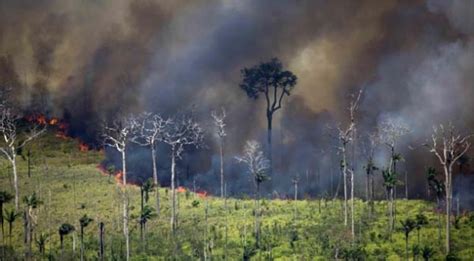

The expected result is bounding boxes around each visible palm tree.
[139,205,155,252]
[35,233,49,257]
[79,215,93,261]
[0,191,13,240]
[421,245,435,261]
[141,179,154,207]
[415,213,428,245]
[427,167,444,243]
[3,209,19,245]
[400,218,416,261]
[59,223,75,259]
[23,192,42,257]
[382,168,397,232]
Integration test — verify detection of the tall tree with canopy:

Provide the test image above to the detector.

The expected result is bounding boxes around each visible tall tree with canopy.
[239,58,297,176]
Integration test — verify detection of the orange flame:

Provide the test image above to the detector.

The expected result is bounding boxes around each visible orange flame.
[79,142,89,152]
[196,191,208,198]
[177,186,186,193]
[49,118,59,125]
[115,171,124,185]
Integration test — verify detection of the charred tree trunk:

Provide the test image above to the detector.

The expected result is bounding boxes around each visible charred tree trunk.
[27,149,31,178]
[80,226,85,261]
[266,112,273,180]
[99,222,105,261]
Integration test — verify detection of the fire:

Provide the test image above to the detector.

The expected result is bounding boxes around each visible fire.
[115,171,124,185]
[55,132,69,140]
[79,142,89,152]
[36,115,47,125]
[177,186,186,193]
[196,190,208,198]
[49,118,59,125]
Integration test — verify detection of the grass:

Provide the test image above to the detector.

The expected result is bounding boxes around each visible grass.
[0,133,473,260]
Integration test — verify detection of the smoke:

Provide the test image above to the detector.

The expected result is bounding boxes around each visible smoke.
[0,0,473,200]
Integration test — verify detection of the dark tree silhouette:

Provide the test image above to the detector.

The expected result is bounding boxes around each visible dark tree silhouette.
[3,209,19,245]
[415,213,428,245]
[421,245,435,261]
[0,191,13,239]
[59,223,75,259]
[239,58,297,176]
[400,218,416,261]
[79,215,93,261]
[35,233,49,257]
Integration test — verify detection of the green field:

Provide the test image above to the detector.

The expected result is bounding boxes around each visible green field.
[0,134,473,260]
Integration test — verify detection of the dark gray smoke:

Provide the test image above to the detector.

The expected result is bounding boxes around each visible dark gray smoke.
[0,0,473,202]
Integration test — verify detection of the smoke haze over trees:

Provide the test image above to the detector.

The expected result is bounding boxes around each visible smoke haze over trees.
[0,0,473,201]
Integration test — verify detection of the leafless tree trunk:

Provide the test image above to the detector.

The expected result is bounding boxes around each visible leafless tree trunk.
[424,124,471,254]
[102,117,134,261]
[170,147,177,232]
[212,108,227,198]
[0,108,45,211]
[99,222,105,261]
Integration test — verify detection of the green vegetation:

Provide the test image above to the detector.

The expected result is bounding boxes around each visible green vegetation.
[0,134,473,260]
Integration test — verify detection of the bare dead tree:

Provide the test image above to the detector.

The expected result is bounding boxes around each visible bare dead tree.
[162,113,204,232]
[236,140,270,248]
[361,132,379,217]
[424,124,471,254]
[334,89,362,239]
[378,117,409,230]
[131,112,171,217]
[0,107,46,210]
[211,107,227,198]
[102,116,135,261]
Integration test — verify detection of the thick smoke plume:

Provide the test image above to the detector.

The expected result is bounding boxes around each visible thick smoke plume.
[0,0,473,204]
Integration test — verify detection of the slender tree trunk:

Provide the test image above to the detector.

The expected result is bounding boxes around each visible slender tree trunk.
[27,149,31,178]
[0,203,3,244]
[170,148,177,232]
[267,112,273,179]
[151,144,160,217]
[444,165,451,254]
[99,222,105,261]
[365,171,370,202]
[121,150,130,261]
[224,183,228,261]
[351,169,355,239]
[219,138,224,198]
[80,227,84,261]
[437,198,441,243]
[342,146,348,227]
[11,153,19,211]
[61,235,64,260]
